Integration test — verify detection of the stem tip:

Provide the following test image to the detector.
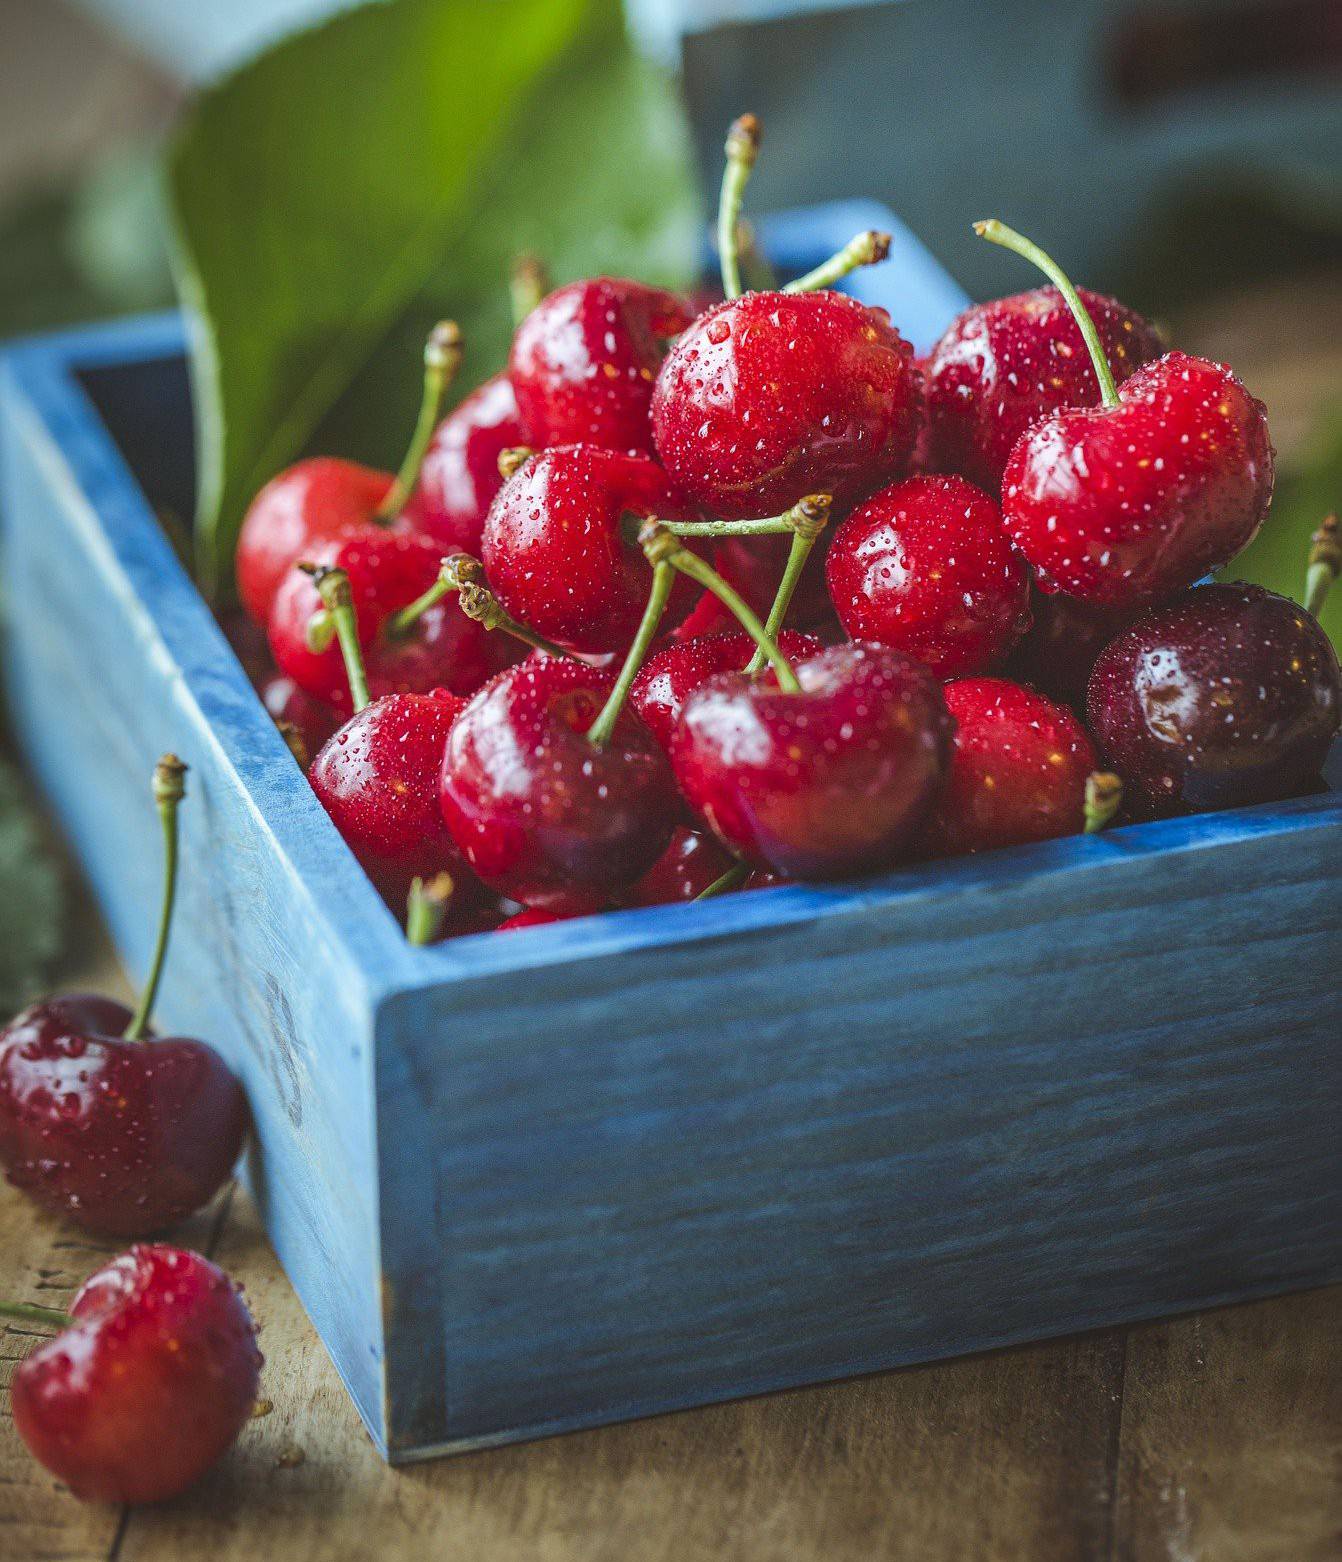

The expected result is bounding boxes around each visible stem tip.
[498,446,534,481]
[152,753,187,806]
[1084,772,1124,834]
[725,112,761,165]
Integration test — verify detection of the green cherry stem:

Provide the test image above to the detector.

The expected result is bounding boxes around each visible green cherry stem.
[456,582,578,661]
[385,554,483,639]
[745,493,832,674]
[783,230,891,295]
[0,1298,71,1330]
[1304,513,1340,619]
[695,862,751,901]
[1083,772,1124,834]
[406,873,455,946]
[587,562,675,748]
[498,446,535,481]
[301,564,370,712]
[641,523,801,693]
[510,254,550,327]
[123,754,188,1042]
[717,113,761,300]
[973,220,1119,409]
[658,516,795,539]
[376,321,464,523]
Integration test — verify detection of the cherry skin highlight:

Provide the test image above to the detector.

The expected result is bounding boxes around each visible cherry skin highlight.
[926,677,1098,855]
[0,996,247,1237]
[480,444,700,656]
[509,278,693,454]
[403,373,526,555]
[670,642,954,878]
[651,289,922,520]
[1087,582,1340,815]
[826,474,1032,677]
[440,656,677,912]
[1002,351,1274,606]
[923,286,1163,491]
[10,1245,261,1505]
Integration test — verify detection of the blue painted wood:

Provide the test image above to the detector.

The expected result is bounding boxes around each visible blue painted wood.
[0,206,1337,1463]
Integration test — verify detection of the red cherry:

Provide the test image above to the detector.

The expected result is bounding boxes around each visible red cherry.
[258,672,341,760]
[927,677,1098,855]
[651,289,921,520]
[631,628,822,750]
[402,373,526,554]
[923,287,1163,491]
[509,278,693,453]
[480,445,699,655]
[440,656,676,912]
[712,532,836,630]
[268,531,516,713]
[0,997,246,1237]
[826,474,1032,676]
[10,1245,261,1504]
[670,642,953,878]
[624,827,735,905]
[309,691,470,905]
[1003,350,1273,606]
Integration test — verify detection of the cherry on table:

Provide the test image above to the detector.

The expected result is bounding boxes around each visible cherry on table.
[6,1245,261,1505]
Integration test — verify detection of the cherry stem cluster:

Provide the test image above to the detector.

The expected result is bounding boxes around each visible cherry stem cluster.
[1083,772,1124,834]
[745,493,831,674]
[124,754,188,1042]
[406,873,455,946]
[376,321,463,523]
[385,554,483,638]
[1304,513,1339,619]
[783,231,891,295]
[301,564,370,713]
[973,220,1120,409]
[717,113,761,300]
[587,562,676,748]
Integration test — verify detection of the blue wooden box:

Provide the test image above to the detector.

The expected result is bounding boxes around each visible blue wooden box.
[1,204,1338,1463]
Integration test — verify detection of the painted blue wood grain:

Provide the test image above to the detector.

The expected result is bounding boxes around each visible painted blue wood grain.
[1,205,1337,1462]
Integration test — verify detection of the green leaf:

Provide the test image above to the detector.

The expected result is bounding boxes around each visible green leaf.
[166,0,699,598]
[0,760,63,1014]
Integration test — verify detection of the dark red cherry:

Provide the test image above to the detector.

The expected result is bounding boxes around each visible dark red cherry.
[1002,351,1274,606]
[652,289,922,520]
[826,474,1032,676]
[927,677,1098,855]
[258,672,341,760]
[509,278,693,453]
[1005,587,1145,709]
[440,656,677,912]
[670,642,953,878]
[631,628,822,751]
[496,906,573,931]
[923,286,1163,491]
[0,995,247,1237]
[480,444,699,655]
[309,690,470,905]
[624,827,735,905]
[10,1245,261,1504]
[268,531,516,713]
[1087,582,1340,815]
[402,373,526,554]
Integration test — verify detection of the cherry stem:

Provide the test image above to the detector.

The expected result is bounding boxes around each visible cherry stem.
[695,861,750,901]
[973,220,1119,408]
[385,554,483,639]
[498,446,534,481]
[1304,513,1340,619]
[123,754,187,1042]
[1084,772,1124,834]
[0,1298,71,1329]
[510,254,550,327]
[456,581,578,660]
[783,230,891,295]
[641,523,801,693]
[717,113,761,299]
[745,493,832,674]
[587,562,675,748]
[301,564,370,712]
[658,516,794,539]
[376,321,463,523]
[406,873,454,945]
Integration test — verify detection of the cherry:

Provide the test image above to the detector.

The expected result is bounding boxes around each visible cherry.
[440,655,677,912]
[624,826,736,905]
[670,641,954,878]
[402,373,526,554]
[268,533,515,713]
[496,906,572,931]
[1087,580,1340,815]
[236,322,462,624]
[258,671,340,763]
[480,444,700,655]
[926,677,1103,855]
[509,278,693,454]
[0,759,246,1235]
[977,222,1273,607]
[1005,587,1145,709]
[7,1245,261,1504]
[826,473,1032,676]
[923,285,1163,491]
[711,532,837,631]
[631,628,822,750]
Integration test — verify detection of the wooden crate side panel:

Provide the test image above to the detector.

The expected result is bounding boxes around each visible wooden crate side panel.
[376,818,1342,1454]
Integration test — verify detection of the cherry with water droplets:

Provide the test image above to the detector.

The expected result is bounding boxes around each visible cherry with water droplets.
[402,373,526,554]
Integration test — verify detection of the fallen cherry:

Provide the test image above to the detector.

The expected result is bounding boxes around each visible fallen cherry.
[5,1244,261,1504]
[0,758,247,1235]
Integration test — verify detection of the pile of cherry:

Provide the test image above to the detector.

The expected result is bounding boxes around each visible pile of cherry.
[229,113,1338,939]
